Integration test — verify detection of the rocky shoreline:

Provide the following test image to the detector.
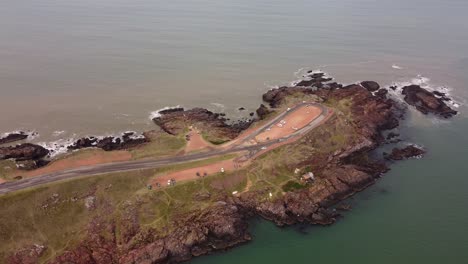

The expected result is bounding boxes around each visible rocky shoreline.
[5,71,458,264]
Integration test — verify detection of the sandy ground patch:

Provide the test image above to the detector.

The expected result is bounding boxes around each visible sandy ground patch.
[184,127,213,153]
[255,105,321,142]
[0,178,6,184]
[150,158,244,187]
[21,150,132,178]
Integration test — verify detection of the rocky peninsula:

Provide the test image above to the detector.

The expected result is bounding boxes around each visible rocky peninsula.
[1,71,458,264]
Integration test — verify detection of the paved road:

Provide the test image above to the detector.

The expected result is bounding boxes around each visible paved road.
[0,103,328,195]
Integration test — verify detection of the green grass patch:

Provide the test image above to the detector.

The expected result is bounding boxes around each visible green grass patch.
[282,180,306,192]
[131,132,186,160]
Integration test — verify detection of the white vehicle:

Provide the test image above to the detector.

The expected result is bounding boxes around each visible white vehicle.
[221,167,225,173]
[286,108,291,111]
[261,146,267,150]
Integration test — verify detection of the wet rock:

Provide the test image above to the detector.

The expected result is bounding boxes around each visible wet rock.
[256,104,273,119]
[361,81,380,92]
[68,133,148,151]
[402,85,457,118]
[0,143,49,161]
[238,107,245,111]
[432,90,446,97]
[374,88,388,98]
[249,112,255,117]
[336,203,352,211]
[384,145,426,160]
[0,132,28,145]
[386,132,400,140]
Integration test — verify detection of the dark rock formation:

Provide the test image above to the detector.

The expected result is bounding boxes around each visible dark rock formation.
[386,132,400,140]
[360,81,380,92]
[374,88,388,98]
[238,107,245,111]
[153,107,251,141]
[384,145,425,160]
[0,132,28,145]
[0,143,49,161]
[432,90,446,97]
[402,85,457,118]
[68,132,148,151]
[263,86,315,108]
[256,104,273,119]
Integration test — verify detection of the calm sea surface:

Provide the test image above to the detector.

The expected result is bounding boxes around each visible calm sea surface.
[1,0,468,262]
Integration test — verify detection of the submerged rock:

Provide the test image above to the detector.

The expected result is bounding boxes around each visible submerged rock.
[0,132,29,145]
[401,85,457,118]
[384,145,426,160]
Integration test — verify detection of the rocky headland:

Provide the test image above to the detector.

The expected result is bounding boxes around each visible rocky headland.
[3,71,458,264]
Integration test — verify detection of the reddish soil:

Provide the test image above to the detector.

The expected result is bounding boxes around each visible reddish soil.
[0,178,6,184]
[184,127,213,153]
[21,150,132,178]
[150,158,248,187]
[255,105,321,142]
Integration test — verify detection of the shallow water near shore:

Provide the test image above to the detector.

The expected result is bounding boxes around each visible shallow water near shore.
[1,0,468,262]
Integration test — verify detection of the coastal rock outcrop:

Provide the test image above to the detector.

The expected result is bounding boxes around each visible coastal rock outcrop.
[401,85,457,118]
[153,107,252,144]
[360,81,380,92]
[68,132,148,151]
[0,143,49,161]
[384,145,425,160]
[0,132,29,145]
[255,104,273,119]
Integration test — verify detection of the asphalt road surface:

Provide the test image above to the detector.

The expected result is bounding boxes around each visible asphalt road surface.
[0,103,328,195]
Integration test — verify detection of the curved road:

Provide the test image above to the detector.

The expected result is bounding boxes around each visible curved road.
[0,103,328,195]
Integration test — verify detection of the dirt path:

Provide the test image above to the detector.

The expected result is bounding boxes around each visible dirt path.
[150,159,238,187]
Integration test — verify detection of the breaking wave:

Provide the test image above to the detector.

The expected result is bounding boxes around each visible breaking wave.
[149,105,182,120]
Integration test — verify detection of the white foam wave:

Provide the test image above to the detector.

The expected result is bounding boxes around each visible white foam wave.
[1,130,39,141]
[392,64,403,70]
[149,105,182,120]
[52,130,65,137]
[210,103,225,109]
[38,138,76,158]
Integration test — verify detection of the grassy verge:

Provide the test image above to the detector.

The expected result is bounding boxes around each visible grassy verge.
[130,132,186,160]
